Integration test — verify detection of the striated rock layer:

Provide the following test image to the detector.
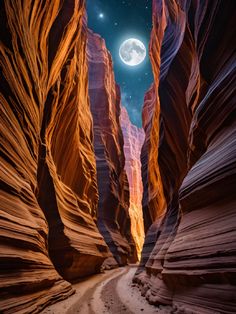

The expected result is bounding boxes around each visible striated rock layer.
[120,106,145,261]
[87,30,134,265]
[0,1,109,313]
[135,0,236,313]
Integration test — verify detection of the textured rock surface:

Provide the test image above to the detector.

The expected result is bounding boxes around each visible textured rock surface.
[0,1,109,312]
[136,83,167,275]
[120,106,145,260]
[135,0,236,312]
[87,30,133,265]
[141,84,166,234]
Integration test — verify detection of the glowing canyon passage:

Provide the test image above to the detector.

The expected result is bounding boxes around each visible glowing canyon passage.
[0,1,236,314]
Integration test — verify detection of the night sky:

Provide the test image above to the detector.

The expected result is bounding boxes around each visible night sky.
[86,0,153,127]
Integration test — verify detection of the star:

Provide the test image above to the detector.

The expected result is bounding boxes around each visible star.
[98,13,104,19]
[114,22,118,26]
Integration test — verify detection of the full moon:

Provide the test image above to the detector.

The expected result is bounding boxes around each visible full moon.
[119,38,146,66]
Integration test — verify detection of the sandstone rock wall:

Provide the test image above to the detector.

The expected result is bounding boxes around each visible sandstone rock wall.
[87,30,133,265]
[141,84,166,234]
[136,0,236,312]
[120,106,145,261]
[0,1,109,312]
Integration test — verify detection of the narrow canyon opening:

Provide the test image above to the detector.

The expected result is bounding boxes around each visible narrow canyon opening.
[86,0,153,266]
[0,1,235,314]
[86,0,153,264]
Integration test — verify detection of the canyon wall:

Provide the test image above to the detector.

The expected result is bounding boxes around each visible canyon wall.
[0,1,110,313]
[135,0,236,313]
[87,31,134,265]
[120,106,145,260]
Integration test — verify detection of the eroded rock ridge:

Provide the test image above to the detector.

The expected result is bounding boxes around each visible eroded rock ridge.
[0,1,110,312]
[87,30,135,265]
[134,1,236,313]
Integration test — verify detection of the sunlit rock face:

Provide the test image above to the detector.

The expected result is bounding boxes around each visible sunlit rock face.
[136,0,236,312]
[0,1,110,312]
[120,106,145,260]
[87,30,133,265]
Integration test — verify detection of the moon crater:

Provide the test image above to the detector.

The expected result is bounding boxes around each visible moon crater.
[119,38,146,66]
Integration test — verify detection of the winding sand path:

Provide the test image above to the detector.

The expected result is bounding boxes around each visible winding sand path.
[43,266,171,314]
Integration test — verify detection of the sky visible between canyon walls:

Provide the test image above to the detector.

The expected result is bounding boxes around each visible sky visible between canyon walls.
[86,0,153,127]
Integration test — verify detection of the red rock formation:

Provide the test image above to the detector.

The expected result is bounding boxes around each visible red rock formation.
[0,1,109,312]
[135,0,236,312]
[87,30,133,265]
[120,106,145,260]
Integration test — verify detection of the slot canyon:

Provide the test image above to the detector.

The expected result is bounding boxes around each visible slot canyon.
[0,0,235,313]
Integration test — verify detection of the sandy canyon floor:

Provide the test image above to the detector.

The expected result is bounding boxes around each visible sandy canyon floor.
[42,266,172,314]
